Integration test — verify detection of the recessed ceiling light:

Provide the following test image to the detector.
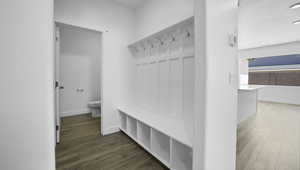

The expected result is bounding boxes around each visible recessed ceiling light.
[293,20,300,24]
[290,2,300,9]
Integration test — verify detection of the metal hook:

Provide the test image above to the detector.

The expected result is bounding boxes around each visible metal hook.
[172,36,176,42]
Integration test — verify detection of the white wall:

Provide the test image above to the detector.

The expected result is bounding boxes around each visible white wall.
[0,0,55,170]
[239,58,248,74]
[239,42,300,105]
[258,86,300,105]
[54,0,136,134]
[239,58,249,84]
[58,24,102,117]
[238,0,300,49]
[134,0,194,40]
[194,0,238,169]
[239,41,300,58]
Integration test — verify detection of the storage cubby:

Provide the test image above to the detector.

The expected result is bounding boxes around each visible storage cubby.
[171,140,193,170]
[119,112,127,132]
[118,17,194,169]
[137,121,151,150]
[151,129,170,166]
[127,116,137,139]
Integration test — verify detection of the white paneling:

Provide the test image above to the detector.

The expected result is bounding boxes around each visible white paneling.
[144,64,151,111]
[140,64,147,110]
[148,62,158,113]
[136,65,144,107]
[158,61,170,115]
[169,58,183,117]
[183,56,195,138]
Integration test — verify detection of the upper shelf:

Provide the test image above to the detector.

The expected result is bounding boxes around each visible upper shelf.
[128,17,194,59]
[118,106,193,148]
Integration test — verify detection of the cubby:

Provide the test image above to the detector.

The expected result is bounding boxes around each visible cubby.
[137,121,151,150]
[151,129,171,166]
[127,116,137,139]
[171,140,193,170]
[118,17,194,169]
[119,112,127,132]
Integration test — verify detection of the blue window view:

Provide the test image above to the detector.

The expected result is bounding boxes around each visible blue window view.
[249,54,300,67]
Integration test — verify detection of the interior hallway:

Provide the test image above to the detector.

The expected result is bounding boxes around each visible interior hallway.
[237,102,300,170]
[56,114,168,170]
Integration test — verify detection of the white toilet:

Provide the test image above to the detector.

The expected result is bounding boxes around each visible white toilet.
[88,101,101,117]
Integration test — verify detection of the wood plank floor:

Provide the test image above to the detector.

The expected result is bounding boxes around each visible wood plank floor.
[56,114,168,170]
[237,102,300,170]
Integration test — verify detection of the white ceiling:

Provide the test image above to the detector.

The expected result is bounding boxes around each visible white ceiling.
[112,0,147,9]
[239,0,300,49]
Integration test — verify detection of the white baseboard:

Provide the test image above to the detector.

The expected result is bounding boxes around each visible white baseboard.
[102,126,120,136]
[60,109,90,117]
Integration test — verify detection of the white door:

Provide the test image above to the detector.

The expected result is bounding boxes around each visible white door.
[55,26,61,144]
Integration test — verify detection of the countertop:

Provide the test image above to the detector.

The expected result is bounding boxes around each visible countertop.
[239,85,265,91]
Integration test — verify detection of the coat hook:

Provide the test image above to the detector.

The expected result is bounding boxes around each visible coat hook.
[155,38,164,45]
[187,32,191,37]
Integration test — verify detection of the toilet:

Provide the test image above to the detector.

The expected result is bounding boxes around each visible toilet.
[88,101,101,117]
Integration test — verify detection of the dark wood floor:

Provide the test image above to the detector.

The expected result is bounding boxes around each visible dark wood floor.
[56,114,168,170]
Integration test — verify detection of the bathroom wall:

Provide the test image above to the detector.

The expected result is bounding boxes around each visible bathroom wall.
[54,0,136,134]
[134,0,194,40]
[58,23,102,117]
[0,0,55,169]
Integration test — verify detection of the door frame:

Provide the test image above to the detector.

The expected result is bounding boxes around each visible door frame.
[55,25,61,144]
[54,22,104,138]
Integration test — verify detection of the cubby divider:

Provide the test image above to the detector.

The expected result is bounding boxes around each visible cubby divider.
[151,129,171,166]
[137,121,151,150]
[171,139,193,170]
[127,116,137,139]
[119,112,127,132]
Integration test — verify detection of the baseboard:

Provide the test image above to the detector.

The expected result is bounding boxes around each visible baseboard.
[102,126,120,136]
[60,109,90,117]
[258,100,300,106]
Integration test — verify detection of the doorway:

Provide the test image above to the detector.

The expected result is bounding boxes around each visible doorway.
[54,23,103,144]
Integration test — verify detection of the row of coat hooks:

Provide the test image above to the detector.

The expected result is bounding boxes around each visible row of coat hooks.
[129,17,194,58]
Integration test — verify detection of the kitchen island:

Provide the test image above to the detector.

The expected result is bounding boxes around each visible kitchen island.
[238,85,264,124]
